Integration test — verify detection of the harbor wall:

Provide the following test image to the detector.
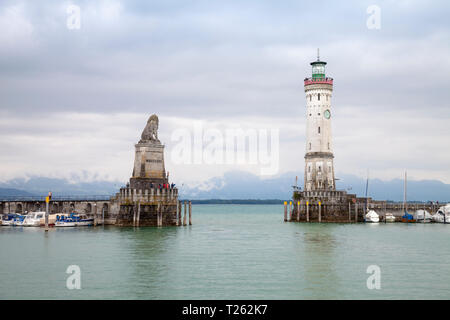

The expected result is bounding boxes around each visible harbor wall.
[0,187,178,226]
[290,190,440,222]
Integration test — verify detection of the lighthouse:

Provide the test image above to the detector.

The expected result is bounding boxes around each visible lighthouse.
[304,50,335,191]
[289,52,370,223]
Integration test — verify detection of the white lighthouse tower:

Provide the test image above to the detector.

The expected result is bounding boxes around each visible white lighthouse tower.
[304,50,335,191]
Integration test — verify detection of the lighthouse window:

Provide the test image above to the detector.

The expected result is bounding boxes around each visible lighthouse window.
[318,127,321,134]
[318,94,320,101]
[318,166,321,172]
[309,143,311,150]
[309,95,312,101]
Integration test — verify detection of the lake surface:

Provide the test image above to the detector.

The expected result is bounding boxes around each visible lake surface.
[1,204,449,299]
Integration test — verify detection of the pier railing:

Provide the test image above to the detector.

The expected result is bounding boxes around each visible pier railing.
[0,195,114,202]
[304,77,333,86]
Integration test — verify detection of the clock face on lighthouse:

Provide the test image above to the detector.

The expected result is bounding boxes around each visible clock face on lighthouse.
[324,109,331,119]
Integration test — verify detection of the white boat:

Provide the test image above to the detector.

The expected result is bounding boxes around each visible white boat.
[23,212,45,227]
[2,219,13,226]
[414,209,432,223]
[385,213,396,223]
[55,220,76,227]
[1,214,16,226]
[432,205,450,223]
[365,210,379,223]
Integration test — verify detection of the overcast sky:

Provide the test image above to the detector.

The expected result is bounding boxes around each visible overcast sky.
[0,0,449,187]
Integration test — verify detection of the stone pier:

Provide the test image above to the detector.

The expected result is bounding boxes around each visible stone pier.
[115,114,179,227]
[0,114,182,227]
[289,190,439,223]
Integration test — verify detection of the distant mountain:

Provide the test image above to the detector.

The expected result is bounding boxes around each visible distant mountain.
[0,172,448,202]
[183,199,284,204]
[335,174,450,202]
[180,171,296,200]
[0,188,35,197]
[180,171,450,202]
[0,177,123,197]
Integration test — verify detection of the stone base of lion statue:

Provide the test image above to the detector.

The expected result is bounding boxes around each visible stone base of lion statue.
[130,141,167,188]
[114,114,179,227]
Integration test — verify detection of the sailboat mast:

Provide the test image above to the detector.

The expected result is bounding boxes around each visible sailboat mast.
[365,169,369,212]
[403,171,407,213]
[405,171,407,212]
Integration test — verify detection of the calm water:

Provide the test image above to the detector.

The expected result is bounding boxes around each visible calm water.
[1,204,449,300]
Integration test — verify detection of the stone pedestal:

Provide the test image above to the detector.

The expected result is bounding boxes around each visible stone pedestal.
[130,141,168,188]
[115,114,178,226]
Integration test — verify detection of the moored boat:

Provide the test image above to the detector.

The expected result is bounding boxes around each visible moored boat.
[365,210,379,223]
[55,213,94,227]
[11,214,26,226]
[401,212,416,223]
[432,205,450,224]
[23,212,45,227]
[1,214,17,226]
[75,214,94,226]
[385,213,396,223]
[414,209,432,223]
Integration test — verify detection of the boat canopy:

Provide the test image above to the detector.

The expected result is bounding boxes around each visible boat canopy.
[414,210,432,220]
[402,212,414,220]
[366,210,379,218]
[438,204,450,214]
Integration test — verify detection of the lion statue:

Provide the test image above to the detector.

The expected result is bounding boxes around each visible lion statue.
[140,114,160,143]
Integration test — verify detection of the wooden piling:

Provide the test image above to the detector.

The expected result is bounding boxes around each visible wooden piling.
[178,201,182,226]
[318,201,322,223]
[45,199,49,232]
[297,201,300,222]
[355,203,358,222]
[133,204,137,227]
[306,201,309,222]
[189,201,192,225]
[183,201,187,226]
[289,201,292,221]
[136,202,140,227]
[348,203,351,222]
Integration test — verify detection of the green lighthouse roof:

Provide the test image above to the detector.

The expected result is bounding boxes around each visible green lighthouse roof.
[310,60,327,66]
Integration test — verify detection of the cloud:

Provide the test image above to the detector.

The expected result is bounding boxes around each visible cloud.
[0,0,449,187]
[0,3,34,50]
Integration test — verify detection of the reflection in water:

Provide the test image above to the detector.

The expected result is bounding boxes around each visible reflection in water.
[301,225,340,299]
[1,205,450,299]
[118,227,179,299]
